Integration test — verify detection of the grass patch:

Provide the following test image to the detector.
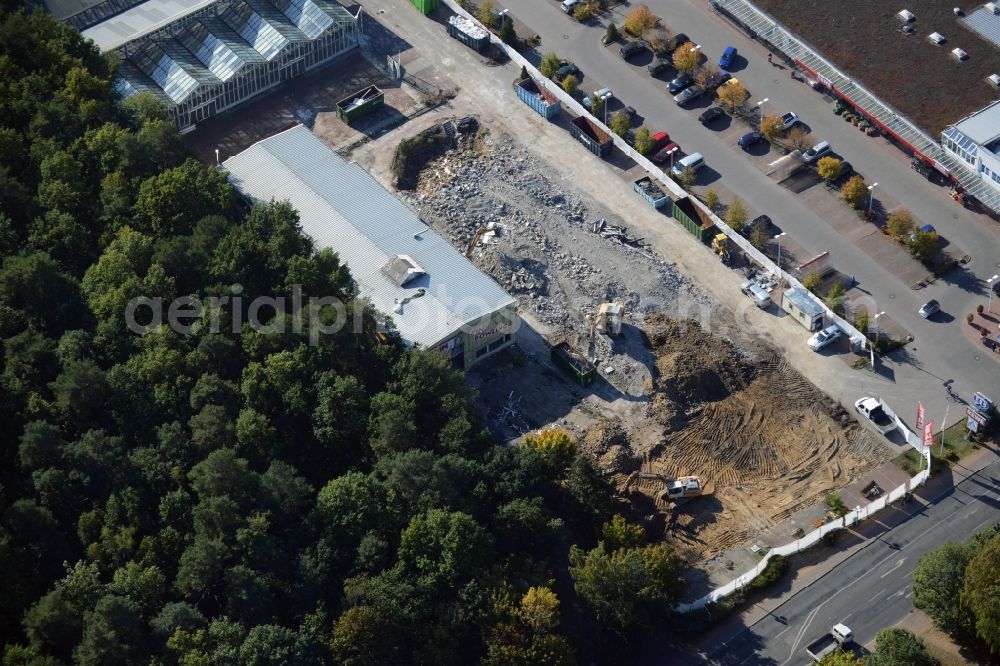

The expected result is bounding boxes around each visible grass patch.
[892,421,982,475]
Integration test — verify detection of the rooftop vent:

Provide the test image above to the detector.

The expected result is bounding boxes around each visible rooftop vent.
[989,73,1000,87]
[929,31,946,44]
[382,255,426,287]
[986,2,999,14]
[953,47,969,60]
[898,9,916,21]
[902,24,915,33]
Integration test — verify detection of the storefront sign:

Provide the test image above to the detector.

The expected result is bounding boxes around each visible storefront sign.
[472,323,511,341]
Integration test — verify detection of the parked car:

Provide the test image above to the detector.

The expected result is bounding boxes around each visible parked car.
[738,130,764,150]
[802,140,831,163]
[780,112,799,130]
[561,0,581,14]
[919,299,940,318]
[699,106,726,125]
[554,63,578,81]
[807,325,842,351]
[647,131,673,154]
[620,40,645,60]
[582,87,612,108]
[655,32,689,56]
[719,45,737,69]
[836,161,854,181]
[910,223,936,241]
[651,143,681,163]
[674,84,705,106]
[668,74,693,94]
[620,106,636,120]
[745,214,771,233]
[647,58,671,75]
[672,152,704,176]
[703,70,732,91]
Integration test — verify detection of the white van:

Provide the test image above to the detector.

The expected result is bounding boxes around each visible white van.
[561,0,581,13]
[672,152,704,176]
[583,86,612,108]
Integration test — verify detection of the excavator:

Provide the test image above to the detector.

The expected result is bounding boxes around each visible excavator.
[712,232,732,266]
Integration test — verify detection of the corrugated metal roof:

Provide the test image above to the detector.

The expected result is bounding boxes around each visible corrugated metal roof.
[783,288,824,317]
[961,6,1000,50]
[81,0,217,50]
[222,125,515,349]
[951,100,1000,147]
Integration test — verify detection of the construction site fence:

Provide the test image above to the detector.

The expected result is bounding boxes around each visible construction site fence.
[437,0,869,350]
[676,455,930,613]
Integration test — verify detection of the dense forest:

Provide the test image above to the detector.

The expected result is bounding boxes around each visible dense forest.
[0,6,687,663]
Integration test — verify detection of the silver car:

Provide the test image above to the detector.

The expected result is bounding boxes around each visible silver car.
[807,324,842,351]
[674,84,705,106]
[919,299,940,318]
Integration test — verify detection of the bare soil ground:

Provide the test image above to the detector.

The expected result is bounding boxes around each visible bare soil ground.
[753,0,1000,134]
[397,123,893,561]
[187,52,427,164]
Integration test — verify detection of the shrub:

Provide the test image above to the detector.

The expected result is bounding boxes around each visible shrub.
[787,127,811,151]
[573,2,594,21]
[517,65,529,83]
[760,115,783,142]
[561,74,578,94]
[841,175,867,209]
[886,209,914,240]
[672,42,700,74]
[826,493,847,517]
[750,226,767,250]
[623,4,657,38]
[977,304,984,314]
[802,270,822,293]
[854,309,869,334]
[704,187,719,211]
[604,22,618,43]
[747,555,787,591]
[827,280,846,311]
[609,111,631,138]
[967,313,975,324]
[498,17,517,46]
[540,52,561,78]
[724,198,747,232]
[908,229,939,263]
[716,81,747,113]
[816,156,842,182]
[648,27,672,54]
[477,0,495,27]
[633,127,652,154]
[677,165,697,189]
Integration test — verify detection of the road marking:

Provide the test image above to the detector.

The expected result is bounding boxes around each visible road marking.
[868,589,886,603]
[879,557,907,578]
[781,607,819,666]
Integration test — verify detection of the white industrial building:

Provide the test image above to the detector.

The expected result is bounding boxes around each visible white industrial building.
[222,125,518,368]
[942,100,1000,196]
[70,0,360,131]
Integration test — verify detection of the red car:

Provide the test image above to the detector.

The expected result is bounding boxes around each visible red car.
[651,142,681,164]
[647,131,672,154]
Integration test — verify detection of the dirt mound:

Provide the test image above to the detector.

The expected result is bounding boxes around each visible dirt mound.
[580,419,639,475]
[645,315,756,405]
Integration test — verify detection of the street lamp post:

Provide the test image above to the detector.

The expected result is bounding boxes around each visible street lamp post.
[601,91,612,126]
[756,97,769,121]
[773,232,786,274]
[873,310,886,349]
[666,146,679,171]
[988,274,999,313]
[867,182,878,216]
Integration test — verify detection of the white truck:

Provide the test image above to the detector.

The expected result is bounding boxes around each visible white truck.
[855,396,896,436]
[805,623,853,661]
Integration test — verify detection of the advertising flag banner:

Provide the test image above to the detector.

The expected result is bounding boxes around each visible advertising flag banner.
[923,421,934,451]
[916,402,925,431]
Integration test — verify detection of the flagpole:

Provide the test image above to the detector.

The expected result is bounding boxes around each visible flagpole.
[939,406,949,457]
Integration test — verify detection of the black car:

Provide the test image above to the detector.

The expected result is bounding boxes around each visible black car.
[620,106,637,120]
[620,41,645,60]
[554,63,579,81]
[745,215,771,233]
[699,106,725,125]
[647,58,671,75]
[667,33,689,54]
[738,131,765,150]
[837,161,854,180]
[668,74,693,94]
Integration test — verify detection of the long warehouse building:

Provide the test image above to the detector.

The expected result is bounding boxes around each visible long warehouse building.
[222,124,518,368]
[70,0,361,131]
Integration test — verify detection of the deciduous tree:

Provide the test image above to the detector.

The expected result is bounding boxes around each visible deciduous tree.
[961,535,1000,654]
[816,156,842,182]
[610,111,631,138]
[724,198,748,232]
[913,541,975,636]
[886,209,914,241]
[540,52,561,79]
[633,127,652,154]
[908,229,939,264]
[716,81,747,112]
[865,627,938,666]
[672,42,700,74]
[760,115,784,142]
[623,5,657,38]
[841,175,868,209]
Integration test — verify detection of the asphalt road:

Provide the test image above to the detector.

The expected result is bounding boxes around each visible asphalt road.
[699,456,1000,665]
[496,0,1000,421]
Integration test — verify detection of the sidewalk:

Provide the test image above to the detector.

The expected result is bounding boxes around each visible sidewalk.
[693,443,999,649]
